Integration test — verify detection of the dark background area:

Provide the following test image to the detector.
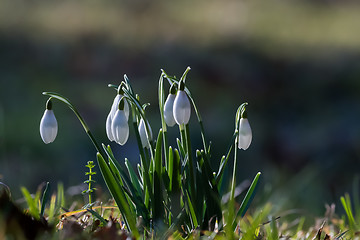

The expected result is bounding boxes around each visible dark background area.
[1,0,360,216]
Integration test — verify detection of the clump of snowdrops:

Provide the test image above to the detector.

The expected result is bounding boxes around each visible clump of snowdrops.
[39,67,260,238]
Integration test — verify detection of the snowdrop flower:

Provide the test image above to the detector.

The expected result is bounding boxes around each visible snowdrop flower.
[163,84,177,127]
[40,99,58,144]
[106,86,129,142]
[138,118,153,148]
[173,80,191,125]
[111,98,129,145]
[238,113,252,150]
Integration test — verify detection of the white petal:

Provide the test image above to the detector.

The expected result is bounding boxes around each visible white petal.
[164,94,176,127]
[40,109,58,144]
[106,111,114,141]
[111,94,129,120]
[238,118,252,150]
[139,118,152,148]
[173,90,191,125]
[111,110,129,145]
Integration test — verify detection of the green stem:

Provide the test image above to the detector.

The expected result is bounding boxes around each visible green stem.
[158,73,169,166]
[180,124,196,210]
[42,92,105,159]
[230,141,238,203]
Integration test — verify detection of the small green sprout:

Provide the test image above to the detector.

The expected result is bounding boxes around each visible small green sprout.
[82,161,97,209]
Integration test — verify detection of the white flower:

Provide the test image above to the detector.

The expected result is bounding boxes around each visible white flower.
[111,94,129,120]
[173,90,191,125]
[106,93,129,142]
[40,109,58,144]
[238,118,252,150]
[111,109,129,145]
[164,93,176,127]
[138,118,152,148]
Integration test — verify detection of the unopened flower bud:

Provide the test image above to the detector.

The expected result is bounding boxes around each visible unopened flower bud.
[138,118,152,148]
[238,117,252,150]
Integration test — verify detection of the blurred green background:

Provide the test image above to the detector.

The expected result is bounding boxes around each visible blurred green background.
[1,0,360,215]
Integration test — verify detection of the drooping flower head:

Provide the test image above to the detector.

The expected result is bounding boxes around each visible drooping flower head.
[40,99,58,144]
[106,84,129,142]
[163,83,177,127]
[238,108,252,150]
[111,97,129,145]
[173,80,191,125]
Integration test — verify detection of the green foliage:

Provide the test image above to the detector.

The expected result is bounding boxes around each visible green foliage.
[82,161,97,208]
[41,67,261,238]
[21,182,65,224]
[339,177,360,238]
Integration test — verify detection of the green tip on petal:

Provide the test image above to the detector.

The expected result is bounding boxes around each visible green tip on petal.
[170,83,177,95]
[46,98,53,110]
[241,109,248,118]
[117,83,125,95]
[240,103,249,118]
[178,80,185,91]
[118,97,125,110]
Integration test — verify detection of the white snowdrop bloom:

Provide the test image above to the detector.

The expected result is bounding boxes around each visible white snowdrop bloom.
[238,118,252,150]
[106,91,130,142]
[164,93,176,127]
[111,109,129,145]
[40,102,58,144]
[138,118,152,148]
[173,81,191,125]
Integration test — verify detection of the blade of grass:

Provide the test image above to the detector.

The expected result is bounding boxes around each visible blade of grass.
[40,182,50,217]
[87,208,108,226]
[125,158,143,198]
[96,152,139,237]
[21,187,40,220]
[233,172,261,230]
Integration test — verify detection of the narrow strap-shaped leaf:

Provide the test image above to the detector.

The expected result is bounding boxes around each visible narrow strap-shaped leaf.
[173,149,181,193]
[96,153,139,237]
[40,182,51,217]
[21,187,40,220]
[55,182,65,216]
[87,208,108,226]
[161,210,187,240]
[103,145,150,224]
[185,190,198,229]
[176,138,185,159]
[125,158,143,197]
[153,129,164,220]
[167,147,174,192]
[233,172,261,230]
